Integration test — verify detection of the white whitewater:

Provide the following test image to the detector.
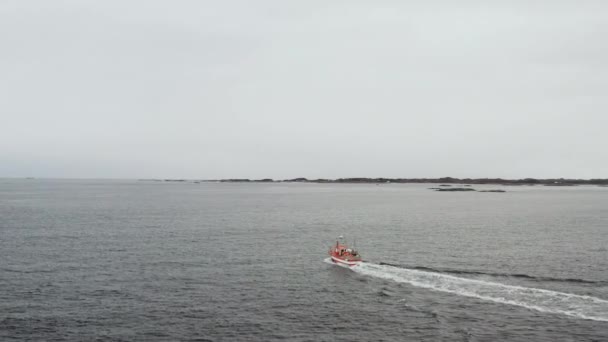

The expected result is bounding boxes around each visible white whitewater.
[340,261,608,322]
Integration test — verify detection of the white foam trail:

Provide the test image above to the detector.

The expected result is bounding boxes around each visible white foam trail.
[350,262,608,322]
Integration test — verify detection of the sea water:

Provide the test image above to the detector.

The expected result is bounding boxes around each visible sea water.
[1,179,607,341]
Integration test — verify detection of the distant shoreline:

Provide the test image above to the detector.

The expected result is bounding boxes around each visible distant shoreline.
[140,177,608,186]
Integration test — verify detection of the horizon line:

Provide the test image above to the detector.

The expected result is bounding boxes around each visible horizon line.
[3,176,607,181]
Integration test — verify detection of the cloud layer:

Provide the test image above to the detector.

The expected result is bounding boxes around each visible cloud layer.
[1,1,606,178]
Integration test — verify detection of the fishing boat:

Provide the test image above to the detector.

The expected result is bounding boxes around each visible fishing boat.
[328,236,362,266]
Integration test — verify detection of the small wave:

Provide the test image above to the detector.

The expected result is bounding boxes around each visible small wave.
[377,289,392,297]
[378,262,607,285]
[0,267,54,274]
[353,263,608,322]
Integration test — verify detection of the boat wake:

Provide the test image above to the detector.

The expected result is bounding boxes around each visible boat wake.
[378,262,607,285]
[329,260,608,322]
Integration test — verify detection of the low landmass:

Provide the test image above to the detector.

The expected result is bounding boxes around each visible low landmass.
[434,187,476,192]
[141,177,608,186]
[428,187,506,192]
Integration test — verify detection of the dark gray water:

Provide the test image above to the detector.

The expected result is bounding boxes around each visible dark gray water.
[1,179,607,341]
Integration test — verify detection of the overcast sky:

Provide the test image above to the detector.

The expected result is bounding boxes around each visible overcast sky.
[1,1,606,179]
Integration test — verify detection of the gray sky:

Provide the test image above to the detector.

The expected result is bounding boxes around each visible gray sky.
[1,1,607,179]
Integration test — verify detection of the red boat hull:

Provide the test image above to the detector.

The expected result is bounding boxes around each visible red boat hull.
[330,255,362,267]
